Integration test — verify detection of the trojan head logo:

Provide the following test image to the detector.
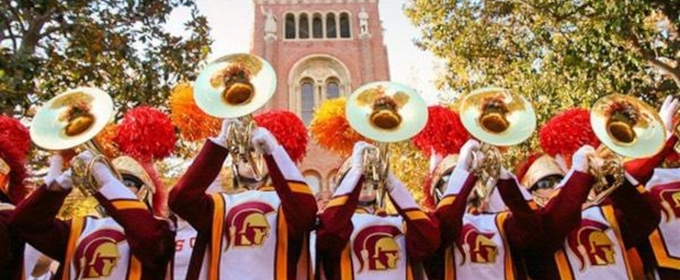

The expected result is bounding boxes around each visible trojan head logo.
[74,229,126,279]
[456,223,498,264]
[226,202,276,247]
[353,225,403,272]
[658,183,680,222]
[567,219,615,270]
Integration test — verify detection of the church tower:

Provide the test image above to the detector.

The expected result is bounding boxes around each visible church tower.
[251,0,389,193]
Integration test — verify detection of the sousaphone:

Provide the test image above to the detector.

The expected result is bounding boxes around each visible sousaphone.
[193,53,276,186]
[459,87,536,207]
[30,87,120,216]
[346,81,428,208]
[587,94,666,206]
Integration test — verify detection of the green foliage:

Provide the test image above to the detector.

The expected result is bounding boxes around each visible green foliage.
[405,0,680,168]
[0,0,212,118]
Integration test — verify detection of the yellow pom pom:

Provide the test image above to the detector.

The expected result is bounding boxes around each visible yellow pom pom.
[309,98,368,156]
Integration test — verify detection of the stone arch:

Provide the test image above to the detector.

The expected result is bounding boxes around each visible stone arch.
[303,169,323,194]
[288,54,352,124]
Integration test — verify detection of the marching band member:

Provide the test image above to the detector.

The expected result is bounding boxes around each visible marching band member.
[10,152,175,280]
[623,96,680,279]
[316,141,440,280]
[423,139,541,280]
[524,106,664,279]
[0,116,31,280]
[168,114,317,280]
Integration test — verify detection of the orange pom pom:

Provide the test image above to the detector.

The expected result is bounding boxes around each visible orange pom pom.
[169,82,221,142]
[94,124,120,158]
[309,98,368,156]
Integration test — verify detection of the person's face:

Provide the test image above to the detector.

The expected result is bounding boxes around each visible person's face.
[236,158,268,183]
[530,175,563,206]
[121,175,142,194]
[359,184,377,203]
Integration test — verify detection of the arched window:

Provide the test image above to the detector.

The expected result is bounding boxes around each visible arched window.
[339,12,350,38]
[312,13,323,38]
[326,13,337,38]
[304,172,321,194]
[326,78,340,99]
[299,13,309,39]
[285,13,296,39]
[300,79,314,125]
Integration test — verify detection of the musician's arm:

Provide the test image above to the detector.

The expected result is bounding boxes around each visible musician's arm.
[624,135,678,185]
[434,167,477,248]
[168,140,229,233]
[610,177,661,248]
[316,168,362,255]
[497,175,542,251]
[9,185,71,262]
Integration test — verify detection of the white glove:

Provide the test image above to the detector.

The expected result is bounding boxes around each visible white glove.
[572,145,596,173]
[73,151,116,187]
[55,170,74,190]
[211,118,240,147]
[44,154,65,186]
[660,95,679,133]
[251,127,279,155]
[351,141,374,170]
[499,167,513,180]
[386,172,403,192]
[457,139,481,171]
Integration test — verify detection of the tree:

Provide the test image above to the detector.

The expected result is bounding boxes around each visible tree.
[405,0,679,167]
[0,0,211,118]
[405,0,678,112]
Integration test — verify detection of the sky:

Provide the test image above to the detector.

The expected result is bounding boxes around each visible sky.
[166,0,444,104]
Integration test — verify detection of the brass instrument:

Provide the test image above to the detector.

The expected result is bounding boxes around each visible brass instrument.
[30,87,120,216]
[587,94,666,206]
[459,87,536,207]
[346,81,428,208]
[193,53,276,186]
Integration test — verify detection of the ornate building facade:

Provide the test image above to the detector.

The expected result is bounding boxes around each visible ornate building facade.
[251,0,390,193]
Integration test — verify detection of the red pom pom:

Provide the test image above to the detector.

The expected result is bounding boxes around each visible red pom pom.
[412,106,470,157]
[0,116,30,203]
[255,110,308,163]
[115,107,176,161]
[539,108,600,163]
[515,153,543,182]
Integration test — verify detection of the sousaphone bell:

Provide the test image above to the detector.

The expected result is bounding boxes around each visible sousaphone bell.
[588,94,666,206]
[346,81,428,208]
[459,87,537,207]
[30,87,121,216]
[193,53,276,186]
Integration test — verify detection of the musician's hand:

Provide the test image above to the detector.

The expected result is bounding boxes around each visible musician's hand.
[572,145,596,173]
[211,118,239,146]
[351,141,374,170]
[659,95,679,134]
[54,170,74,190]
[458,139,481,171]
[251,127,279,155]
[74,151,115,187]
[45,154,65,186]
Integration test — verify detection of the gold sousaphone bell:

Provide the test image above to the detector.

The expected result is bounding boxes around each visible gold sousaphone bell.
[346,81,428,208]
[30,87,121,216]
[193,53,276,185]
[587,94,666,206]
[459,87,537,205]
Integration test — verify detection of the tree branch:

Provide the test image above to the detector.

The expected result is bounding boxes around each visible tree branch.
[3,0,26,32]
[627,28,680,85]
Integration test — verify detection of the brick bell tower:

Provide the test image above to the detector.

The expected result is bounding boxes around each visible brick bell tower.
[251,0,390,194]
